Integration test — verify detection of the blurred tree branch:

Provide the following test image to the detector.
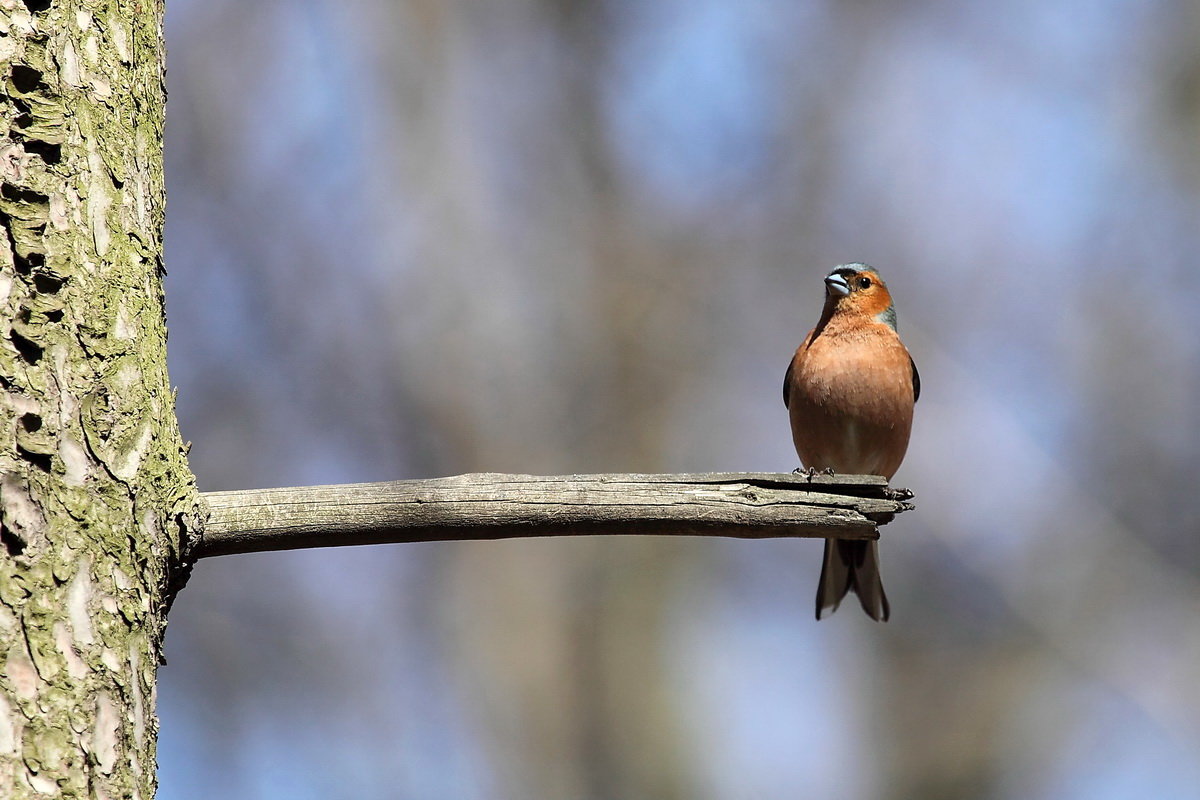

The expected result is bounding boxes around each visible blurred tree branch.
[197,472,913,558]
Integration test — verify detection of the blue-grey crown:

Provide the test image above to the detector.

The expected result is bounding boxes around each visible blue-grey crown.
[827,262,872,279]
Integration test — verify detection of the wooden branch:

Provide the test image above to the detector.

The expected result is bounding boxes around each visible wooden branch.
[196,472,914,559]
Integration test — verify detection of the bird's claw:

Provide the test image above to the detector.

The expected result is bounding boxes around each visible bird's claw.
[791,466,830,482]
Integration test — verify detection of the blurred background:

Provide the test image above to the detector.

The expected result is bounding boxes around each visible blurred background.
[157,0,1200,798]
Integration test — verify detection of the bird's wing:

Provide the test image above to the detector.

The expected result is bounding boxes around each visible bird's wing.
[783,357,794,408]
[910,355,921,404]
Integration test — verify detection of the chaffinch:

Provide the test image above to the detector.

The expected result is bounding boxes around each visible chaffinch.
[784,264,919,621]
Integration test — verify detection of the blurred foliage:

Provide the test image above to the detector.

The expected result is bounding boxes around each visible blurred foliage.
[159,1,1200,798]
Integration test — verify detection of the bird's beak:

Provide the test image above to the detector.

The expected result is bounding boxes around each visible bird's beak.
[825,273,850,297]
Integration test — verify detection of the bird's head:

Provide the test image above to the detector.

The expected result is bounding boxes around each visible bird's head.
[823,263,897,330]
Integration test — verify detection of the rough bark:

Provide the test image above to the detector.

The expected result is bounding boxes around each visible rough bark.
[0,2,201,798]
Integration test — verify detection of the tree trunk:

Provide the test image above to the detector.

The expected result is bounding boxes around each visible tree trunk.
[0,2,200,797]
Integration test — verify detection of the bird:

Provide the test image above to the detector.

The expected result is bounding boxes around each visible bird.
[783,264,919,621]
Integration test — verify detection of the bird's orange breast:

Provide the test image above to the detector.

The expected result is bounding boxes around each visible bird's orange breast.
[785,321,915,480]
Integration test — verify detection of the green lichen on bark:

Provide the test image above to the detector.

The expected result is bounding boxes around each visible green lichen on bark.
[0,0,200,797]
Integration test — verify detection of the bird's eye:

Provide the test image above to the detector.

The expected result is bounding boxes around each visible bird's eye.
[858,276,872,289]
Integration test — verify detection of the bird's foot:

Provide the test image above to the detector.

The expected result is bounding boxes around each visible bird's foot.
[791,466,819,482]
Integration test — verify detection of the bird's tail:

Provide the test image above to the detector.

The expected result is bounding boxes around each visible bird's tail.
[815,539,890,621]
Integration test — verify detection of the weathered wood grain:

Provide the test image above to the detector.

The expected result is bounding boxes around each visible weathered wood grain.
[197,472,913,558]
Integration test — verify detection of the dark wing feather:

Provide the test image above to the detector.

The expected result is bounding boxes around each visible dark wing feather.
[910,356,921,404]
[783,358,794,408]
